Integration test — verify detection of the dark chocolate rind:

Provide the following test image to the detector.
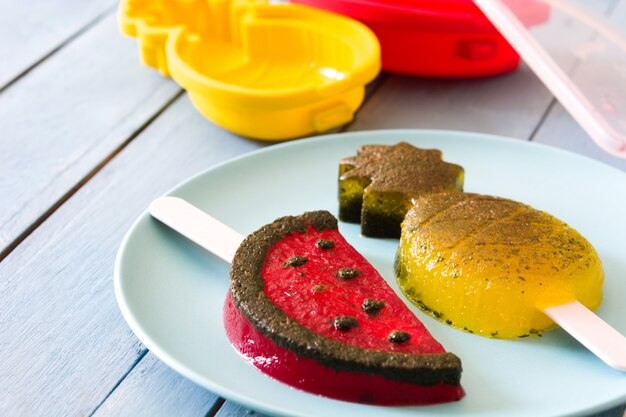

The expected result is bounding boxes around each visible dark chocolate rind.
[230,210,462,386]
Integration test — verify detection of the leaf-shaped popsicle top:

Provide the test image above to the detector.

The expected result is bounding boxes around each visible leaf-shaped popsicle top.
[340,142,464,195]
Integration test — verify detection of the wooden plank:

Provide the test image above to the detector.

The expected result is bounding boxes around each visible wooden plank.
[0,13,181,257]
[346,63,554,139]
[0,0,117,90]
[212,402,624,417]
[214,401,271,417]
[215,397,625,417]
[0,95,264,417]
[530,104,626,172]
[91,353,222,417]
[595,405,626,417]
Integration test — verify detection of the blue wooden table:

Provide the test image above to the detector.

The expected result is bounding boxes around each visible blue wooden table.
[1,1,625,416]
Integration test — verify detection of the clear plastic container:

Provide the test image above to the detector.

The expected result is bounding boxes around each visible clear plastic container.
[475,0,626,158]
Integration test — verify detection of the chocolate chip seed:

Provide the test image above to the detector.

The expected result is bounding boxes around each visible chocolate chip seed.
[361,298,385,314]
[315,239,335,249]
[283,256,308,267]
[388,330,411,344]
[336,268,361,280]
[333,316,358,331]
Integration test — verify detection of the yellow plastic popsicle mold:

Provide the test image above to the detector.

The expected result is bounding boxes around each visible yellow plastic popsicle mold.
[118,0,381,140]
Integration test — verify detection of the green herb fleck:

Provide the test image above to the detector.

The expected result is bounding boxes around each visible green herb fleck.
[312,284,329,293]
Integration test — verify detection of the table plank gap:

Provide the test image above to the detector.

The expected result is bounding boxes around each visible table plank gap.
[527,98,557,141]
[0,4,117,95]
[0,89,185,263]
[215,401,272,417]
[205,397,227,417]
[87,348,149,417]
[0,0,118,90]
[594,404,626,417]
[89,353,223,417]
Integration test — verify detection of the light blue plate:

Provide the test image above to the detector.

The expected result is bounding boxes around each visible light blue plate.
[114,130,626,417]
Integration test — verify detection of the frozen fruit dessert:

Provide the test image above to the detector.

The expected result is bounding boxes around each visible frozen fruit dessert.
[225,210,463,405]
[339,142,464,238]
[395,192,604,339]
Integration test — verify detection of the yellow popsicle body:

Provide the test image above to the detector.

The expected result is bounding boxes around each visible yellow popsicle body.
[395,192,604,339]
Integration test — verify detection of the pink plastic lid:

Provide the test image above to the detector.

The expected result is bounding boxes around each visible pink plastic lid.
[475,0,626,158]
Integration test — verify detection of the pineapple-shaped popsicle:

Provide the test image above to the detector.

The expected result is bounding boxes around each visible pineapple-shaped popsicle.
[339,142,464,237]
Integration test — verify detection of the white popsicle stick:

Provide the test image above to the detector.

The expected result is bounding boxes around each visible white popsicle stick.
[149,196,244,263]
[148,197,626,372]
[544,301,626,371]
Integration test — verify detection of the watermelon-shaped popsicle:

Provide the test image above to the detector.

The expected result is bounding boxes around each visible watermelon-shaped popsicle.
[226,210,463,405]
